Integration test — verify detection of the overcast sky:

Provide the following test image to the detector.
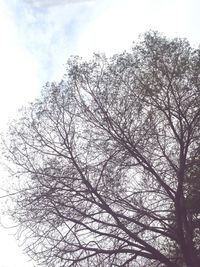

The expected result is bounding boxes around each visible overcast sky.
[0,0,200,266]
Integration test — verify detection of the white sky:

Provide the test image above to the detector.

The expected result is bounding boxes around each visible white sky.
[0,0,200,266]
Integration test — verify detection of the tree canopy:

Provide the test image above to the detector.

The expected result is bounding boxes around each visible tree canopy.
[2,32,200,267]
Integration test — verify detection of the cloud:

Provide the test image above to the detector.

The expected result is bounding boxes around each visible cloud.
[0,0,98,128]
[5,0,96,86]
[0,0,39,127]
[25,0,95,8]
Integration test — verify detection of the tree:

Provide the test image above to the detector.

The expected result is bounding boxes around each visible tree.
[167,147,200,266]
[2,32,200,267]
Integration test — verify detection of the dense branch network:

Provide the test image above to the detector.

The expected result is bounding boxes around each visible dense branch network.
[2,32,200,267]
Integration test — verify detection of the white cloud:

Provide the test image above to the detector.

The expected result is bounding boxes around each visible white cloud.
[0,0,39,127]
[0,0,91,129]
[6,0,97,86]
[25,0,94,7]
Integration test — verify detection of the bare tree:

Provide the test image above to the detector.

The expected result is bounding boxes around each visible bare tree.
[2,32,200,267]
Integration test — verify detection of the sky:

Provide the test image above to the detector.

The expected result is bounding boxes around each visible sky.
[0,0,200,266]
